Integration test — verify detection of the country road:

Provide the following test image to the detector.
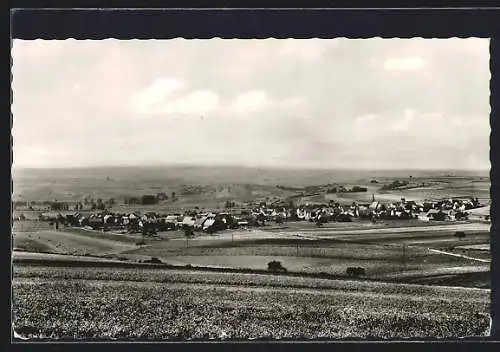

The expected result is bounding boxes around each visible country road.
[427,248,491,263]
[289,222,490,236]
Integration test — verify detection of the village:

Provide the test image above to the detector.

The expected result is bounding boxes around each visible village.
[13,192,488,238]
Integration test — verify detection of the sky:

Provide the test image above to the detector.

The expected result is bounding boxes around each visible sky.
[11,38,490,170]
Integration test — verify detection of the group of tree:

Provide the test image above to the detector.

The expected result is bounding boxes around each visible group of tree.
[326,186,368,194]
[91,199,106,211]
[381,180,410,190]
[225,200,237,209]
[50,201,70,211]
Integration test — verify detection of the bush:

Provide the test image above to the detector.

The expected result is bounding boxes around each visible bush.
[267,261,287,273]
[381,180,409,190]
[346,267,366,277]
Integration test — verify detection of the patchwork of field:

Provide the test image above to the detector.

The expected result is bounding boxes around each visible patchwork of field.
[12,266,490,340]
[13,166,490,207]
[12,219,491,289]
[11,167,492,340]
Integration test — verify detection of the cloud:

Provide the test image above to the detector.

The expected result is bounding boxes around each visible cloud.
[131,78,219,116]
[389,109,416,131]
[355,113,380,125]
[384,57,425,71]
[229,91,268,114]
[11,38,490,169]
[158,90,219,115]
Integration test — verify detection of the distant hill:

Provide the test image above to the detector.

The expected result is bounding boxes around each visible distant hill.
[12,165,489,202]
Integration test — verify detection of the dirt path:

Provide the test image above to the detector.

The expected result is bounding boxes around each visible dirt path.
[289,223,490,236]
[427,248,491,263]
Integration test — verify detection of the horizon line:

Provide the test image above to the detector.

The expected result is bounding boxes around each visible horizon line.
[11,163,490,172]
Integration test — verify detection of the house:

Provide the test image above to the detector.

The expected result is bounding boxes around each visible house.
[180,216,196,228]
[203,217,226,233]
[40,212,63,221]
[202,218,216,231]
[103,214,114,225]
[164,215,178,223]
[296,208,307,220]
[128,213,140,220]
[194,216,208,230]
[417,214,430,222]
[426,209,446,221]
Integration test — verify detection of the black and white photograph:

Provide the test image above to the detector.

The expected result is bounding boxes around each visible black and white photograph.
[11,37,492,340]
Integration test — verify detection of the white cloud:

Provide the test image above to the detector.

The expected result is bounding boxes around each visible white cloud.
[131,78,185,114]
[355,113,379,125]
[130,78,219,116]
[229,91,268,114]
[277,97,307,111]
[157,90,219,115]
[11,39,489,169]
[389,109,416,131]
[384,57,425,71]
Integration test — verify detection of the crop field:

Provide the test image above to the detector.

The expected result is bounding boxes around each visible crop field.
[12,265,490,340]
[13,229,138,257]
[12,219,491,288]
[11,167,492,340]
[13,166,489,206]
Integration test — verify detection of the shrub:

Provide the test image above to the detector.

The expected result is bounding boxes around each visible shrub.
[346,267,366,277]
[267,261,287,273]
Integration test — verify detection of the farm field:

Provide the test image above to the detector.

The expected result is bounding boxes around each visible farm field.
[12,265,490,340]
[12,166,490,208]
[11,167,492,340]
[12,219,491,288]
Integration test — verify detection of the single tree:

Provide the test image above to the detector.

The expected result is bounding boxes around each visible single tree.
[184,227,194,247]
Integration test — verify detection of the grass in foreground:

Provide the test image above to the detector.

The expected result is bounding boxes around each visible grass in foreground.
[12,266,489,340]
